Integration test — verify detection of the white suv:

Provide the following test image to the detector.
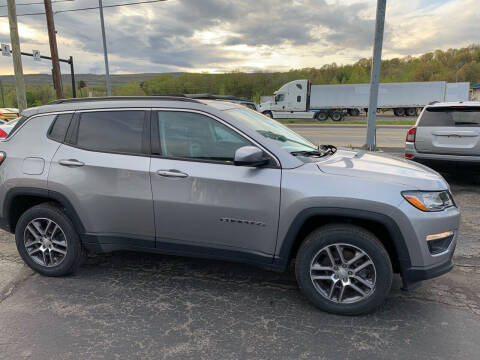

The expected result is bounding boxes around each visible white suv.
[405,102,480,164]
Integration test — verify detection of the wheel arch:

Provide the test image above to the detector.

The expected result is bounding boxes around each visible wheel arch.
[275,208,411,274]
[2,187,85,235]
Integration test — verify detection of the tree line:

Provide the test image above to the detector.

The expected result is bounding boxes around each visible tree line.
[2,44,479,107]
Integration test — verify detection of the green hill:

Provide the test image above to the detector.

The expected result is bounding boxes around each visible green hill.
[1,44,479,107]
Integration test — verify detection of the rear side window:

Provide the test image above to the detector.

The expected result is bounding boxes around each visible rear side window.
[48,113,73,142]
[419,107,480,127]
[74,111,146,154]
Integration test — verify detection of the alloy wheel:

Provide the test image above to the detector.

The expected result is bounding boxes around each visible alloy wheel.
[310,243,376,304]
[23,218,68,267]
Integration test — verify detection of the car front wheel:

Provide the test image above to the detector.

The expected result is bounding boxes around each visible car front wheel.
[15,203,84,277]
[295,224,393,315]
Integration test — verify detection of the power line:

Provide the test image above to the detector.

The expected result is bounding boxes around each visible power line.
[0,0,74,7]
[0,0,167,17]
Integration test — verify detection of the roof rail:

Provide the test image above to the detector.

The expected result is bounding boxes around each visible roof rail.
[185,93,251,102]
[48,96,202,105]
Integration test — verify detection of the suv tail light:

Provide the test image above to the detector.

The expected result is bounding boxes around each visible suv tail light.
[406,126,416,143]
[0,151,6,165]
[0,128,7,139]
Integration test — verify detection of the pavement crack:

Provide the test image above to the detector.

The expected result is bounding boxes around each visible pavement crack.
[0,270,34,305]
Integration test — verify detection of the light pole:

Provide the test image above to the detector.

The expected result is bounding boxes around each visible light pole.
[366,0,387,151]
[98,0,111,96]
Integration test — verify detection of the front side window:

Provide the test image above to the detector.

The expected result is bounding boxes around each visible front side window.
[157,111,252,162]
[275,94,285,102]
[225,107,317,153]
[75,111,145,154]
[420,107,480,127]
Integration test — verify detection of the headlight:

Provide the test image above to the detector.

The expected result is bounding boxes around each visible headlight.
[402,191,454,212]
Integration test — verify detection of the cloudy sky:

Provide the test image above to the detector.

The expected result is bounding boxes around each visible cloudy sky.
[0,0,478,75]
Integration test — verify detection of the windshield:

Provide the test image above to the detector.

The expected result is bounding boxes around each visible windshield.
[225,108,317,152]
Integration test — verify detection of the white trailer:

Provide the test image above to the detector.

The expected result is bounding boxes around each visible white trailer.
[258,80,470,120]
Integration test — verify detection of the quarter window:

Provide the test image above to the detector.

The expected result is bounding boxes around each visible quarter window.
[75,111,145,154]
[48,113,73,142]
[157,111,252,162]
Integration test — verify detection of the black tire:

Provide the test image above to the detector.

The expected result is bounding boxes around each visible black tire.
[316,111,328,121]
[15,203,85,277]
[406,108,417,116]
[295,224,393,315]
[348,108,360,117]
[394,108,405,117]
[330,111,343,121]
[262,111,273,118]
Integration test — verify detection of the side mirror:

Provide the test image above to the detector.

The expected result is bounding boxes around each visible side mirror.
[234,146,269,167]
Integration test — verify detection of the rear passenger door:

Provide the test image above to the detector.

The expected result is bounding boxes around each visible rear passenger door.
[48,110,155,248]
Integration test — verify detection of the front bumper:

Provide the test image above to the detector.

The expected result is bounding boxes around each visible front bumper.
[403,234,455,283]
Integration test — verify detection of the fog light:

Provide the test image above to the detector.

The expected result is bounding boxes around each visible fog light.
[426,231,454,255]
[426,231,453,241]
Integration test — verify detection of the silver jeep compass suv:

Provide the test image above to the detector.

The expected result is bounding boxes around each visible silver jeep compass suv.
[0,97,460,315]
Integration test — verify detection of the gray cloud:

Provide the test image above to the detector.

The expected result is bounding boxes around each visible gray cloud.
[3,0,479,74]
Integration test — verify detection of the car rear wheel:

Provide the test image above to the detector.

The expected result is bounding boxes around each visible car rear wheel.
[295,224,393,315]
[15,203,84,277]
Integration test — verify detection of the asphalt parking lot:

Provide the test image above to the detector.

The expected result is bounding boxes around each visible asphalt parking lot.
[0,132,479,359]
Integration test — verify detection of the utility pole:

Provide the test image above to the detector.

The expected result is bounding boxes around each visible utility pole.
[366,0,387,151]
[44,0,63,99]
[98,0,111,96]
[6,0,27,112]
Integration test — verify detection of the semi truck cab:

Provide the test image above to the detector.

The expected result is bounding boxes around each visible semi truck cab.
[259,80,312,118]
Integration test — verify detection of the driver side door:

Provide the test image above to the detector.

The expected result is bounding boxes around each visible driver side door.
[149,109,282,262]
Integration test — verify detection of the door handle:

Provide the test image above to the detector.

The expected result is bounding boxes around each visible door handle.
[59,159,85,167]
[156,169,188,178]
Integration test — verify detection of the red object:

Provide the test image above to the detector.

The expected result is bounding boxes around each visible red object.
[0,151,6,165]
[405,153,414,159]
[406,126,416,143]
[0,128,8,138]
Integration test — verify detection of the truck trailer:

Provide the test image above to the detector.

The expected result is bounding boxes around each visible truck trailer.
[258,80,470,121]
